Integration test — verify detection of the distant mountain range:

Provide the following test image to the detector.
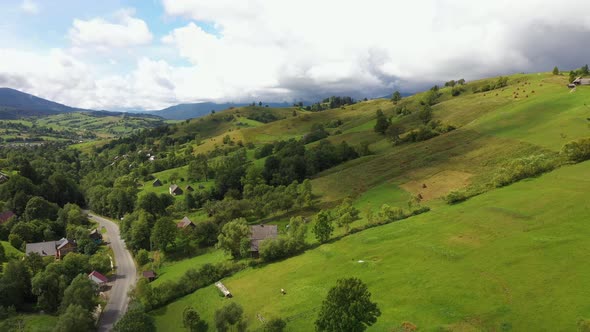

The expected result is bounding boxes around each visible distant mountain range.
[0,87,296,120]
[0,87,404,121]
[0,88,90,119]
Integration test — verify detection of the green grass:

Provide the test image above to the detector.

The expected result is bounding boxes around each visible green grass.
[153,250,229,286]
[1,241,24,260]
[152,161,590,331]
[0,314,58,332]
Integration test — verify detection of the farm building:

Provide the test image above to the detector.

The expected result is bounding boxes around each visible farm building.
[88,270,108,286]
[572,77,590,85]
[0,172,9,184]
[153,178,162,187]
[169,184,183,196]
[249,224,278,257]
[185,185,195,192]
[89,229,102,243]
[143,270,157,282]
[177,216,196,229]
[26,238,77,259]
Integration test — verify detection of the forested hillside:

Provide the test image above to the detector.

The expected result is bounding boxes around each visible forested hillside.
[1,70,590,331]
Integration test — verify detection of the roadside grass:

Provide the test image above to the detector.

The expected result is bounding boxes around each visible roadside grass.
[151,161,590,331]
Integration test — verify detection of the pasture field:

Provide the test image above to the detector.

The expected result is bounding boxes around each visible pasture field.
[152,161,590,331]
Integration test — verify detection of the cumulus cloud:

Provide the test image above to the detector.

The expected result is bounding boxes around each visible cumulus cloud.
[20,0,39,14]
[159,0,590,102]
[68,9,152,50]
[4,1,590,110]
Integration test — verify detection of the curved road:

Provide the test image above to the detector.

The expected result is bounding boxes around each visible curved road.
[88,212,137,332]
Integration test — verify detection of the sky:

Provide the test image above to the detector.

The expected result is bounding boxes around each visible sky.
[1,0,590,110]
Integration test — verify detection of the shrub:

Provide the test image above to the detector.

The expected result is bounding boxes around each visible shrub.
[445,191,468,204]
[493,154,558,188]
[561,137,590,162]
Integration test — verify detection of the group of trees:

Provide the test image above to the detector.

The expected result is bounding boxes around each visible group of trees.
[306,96,356,111]
[262,139,359,186]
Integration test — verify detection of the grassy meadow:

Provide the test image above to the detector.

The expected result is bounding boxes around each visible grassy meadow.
[152,161,590,331]
[145,71,590,331]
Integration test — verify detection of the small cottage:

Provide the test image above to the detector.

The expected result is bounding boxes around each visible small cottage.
[143,270,157,282]
[249,224,278,257]
[0,172,9,184]
[572,77,590,85]
[177,216,196,229]
[89,229,103,244]
[169,184,183,196]
[88,270,108,287]
[185,185,195,192]
[153,179,162,187]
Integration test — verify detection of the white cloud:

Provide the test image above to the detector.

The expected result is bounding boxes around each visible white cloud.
[5,1,590,110]
[158,0,590,102]
[68,9,152,50]
[20,0,39,14]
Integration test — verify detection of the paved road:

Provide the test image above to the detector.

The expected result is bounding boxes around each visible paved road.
[88,212,137,332]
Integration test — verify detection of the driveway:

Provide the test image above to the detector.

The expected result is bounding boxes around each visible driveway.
[88,212,137,332]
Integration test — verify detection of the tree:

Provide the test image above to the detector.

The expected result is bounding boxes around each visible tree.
[264,318,287,332]
[315,278,381,332]
[24,196,59,222]
[385,122,404,144]
[32,269,67,312]
[391,91,402,103]
[583,64,590,76]
[59,274,97,313]
[183,306,208,332]
[0,260,32,309]
[552,66,559,75]
[457,78,466,85]
[570,70,577,83]
[90,251,112,274]
[0,243,5,262]
[334,198,360,233]
[312,210,333,243]
[188,154,209,181]
[214,302,246,332]
[373,110,389,134]
[53,304,94,332]
[217,218,251,259]
[150,217,177,251]
[417,105,433,124]
[114,307,156,332]
[136,249,150,266]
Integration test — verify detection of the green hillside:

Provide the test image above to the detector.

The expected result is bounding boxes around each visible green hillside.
[140,71,590,331]
[0,111,166,144]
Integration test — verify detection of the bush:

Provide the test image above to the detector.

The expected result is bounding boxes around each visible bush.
[493,154,558,187]
[561,137,590,162]
[135,249,150,266]
[445,191,468,204]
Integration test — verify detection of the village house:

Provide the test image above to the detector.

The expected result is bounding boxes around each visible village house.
[153,178,162,187]
[169,184,183,196]
[25,238,77,259]
[572,77,590,85]
[0,210,16,225]
[143,270,157,282]
[88,270,109,288]
[249,224,278,257]
[177,216,196,229]
[89,229,103,244]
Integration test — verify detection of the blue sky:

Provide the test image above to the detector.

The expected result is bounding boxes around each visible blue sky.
[1,0,589,110]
